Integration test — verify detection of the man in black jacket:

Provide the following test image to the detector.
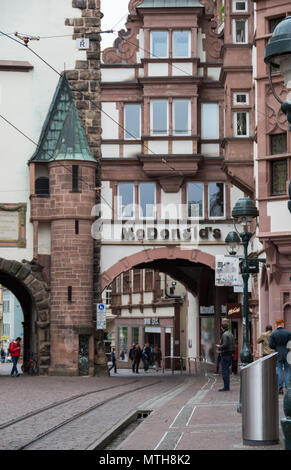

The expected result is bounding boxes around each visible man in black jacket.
[269,318,291,394]
[216,320,235,391]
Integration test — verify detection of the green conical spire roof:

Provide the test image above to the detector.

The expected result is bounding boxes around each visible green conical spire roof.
[30,74,95,162]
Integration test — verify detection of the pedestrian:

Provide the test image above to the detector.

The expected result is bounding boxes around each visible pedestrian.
[10,337,22,377]
[269,318,291,395]
[109,347,117,374]
[0,348,5,364]
[129,343,136,373]
[256,324,275,357]
[142,343,152,372]
[216,320,235,391]
[153,345,162,372]
[120,349,125,360]
[133,345,142,373]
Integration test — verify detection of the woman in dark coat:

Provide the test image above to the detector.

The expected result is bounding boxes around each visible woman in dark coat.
[133,345,142,374]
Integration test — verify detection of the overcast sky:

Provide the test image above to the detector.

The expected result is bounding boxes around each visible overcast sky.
[101,0,131,51]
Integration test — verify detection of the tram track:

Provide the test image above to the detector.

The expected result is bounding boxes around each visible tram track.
[6,379,162,450]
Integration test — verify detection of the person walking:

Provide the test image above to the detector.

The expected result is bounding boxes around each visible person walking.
[0,348,5,364]
[133,345,142,373]
[153,345,162,372]
[216,320,235,391]
[109,347,117,374]
[269,318,291,395]
[10,337,22,377]
[129,343,136,373]
[256,324,275,357]
[142,343,152,372]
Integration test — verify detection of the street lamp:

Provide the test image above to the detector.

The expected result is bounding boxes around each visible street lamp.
[265,16,291,450]
[264,16,291,128]
[225,231,241,256]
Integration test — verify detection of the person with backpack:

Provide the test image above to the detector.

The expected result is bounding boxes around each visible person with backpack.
[9,337,22,377]
[216,320,235,391]
[269,318,291,395]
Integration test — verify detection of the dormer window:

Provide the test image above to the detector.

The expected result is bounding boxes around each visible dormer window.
[150,30,191,58]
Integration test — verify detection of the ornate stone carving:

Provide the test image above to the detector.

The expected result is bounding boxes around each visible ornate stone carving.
[102,24,140,64]
[128,0,143,14]
[266,84,288,133]
[199,0,216,14]
[202,17,223,60]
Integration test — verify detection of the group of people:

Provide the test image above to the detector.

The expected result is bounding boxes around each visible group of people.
[216,317,291,394]
[108,343,162,374]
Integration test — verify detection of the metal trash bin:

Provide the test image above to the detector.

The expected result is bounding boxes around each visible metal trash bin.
[241,352,279,446]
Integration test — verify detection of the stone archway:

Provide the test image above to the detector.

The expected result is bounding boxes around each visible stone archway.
[0,258,50,375]
[101,246,216,291]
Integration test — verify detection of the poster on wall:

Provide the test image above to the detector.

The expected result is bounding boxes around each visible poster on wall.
[215,255,240,286]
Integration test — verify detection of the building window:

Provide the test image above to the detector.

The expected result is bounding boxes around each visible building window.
[233,92,249,105]
[124,104,141,140]
[145,269,154,291]
[2,324,10,337]
[271,159,287,196]
[139,183,155,219]
[151,31,168,58]
[105,287,112,306]
[188,183,204,218]
[233,19,248,43]
[72,165,79,192]
[118,326,128,361]
[232,0,247,12]
[269,16,285,33]
[133,269,141,293]
[68,286,72,302]
[118,183,134,219]
[234,111,249,136]
[209,183,225,218]
[173,30,190,58]
[173,99,190,135]
[201,103,219,139]
[132,327,139,345]
[3,301,10,314]
[270,133,287,155]
[151,100,168,135]
[35,177,50,197]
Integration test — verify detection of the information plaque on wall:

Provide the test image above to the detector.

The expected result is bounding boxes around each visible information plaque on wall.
[0,204,27,248]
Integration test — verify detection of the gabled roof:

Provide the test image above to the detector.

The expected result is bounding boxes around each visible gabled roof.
[30,74,95,163]
[137,0,203,8]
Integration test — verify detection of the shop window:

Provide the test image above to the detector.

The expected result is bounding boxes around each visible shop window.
[173,99,190,135]
[139,183,155,219]
[209,182,225,218]
[124,104,141,140]
[232,0,247,12]
[173,30,190,58]
[151,31,168,58]
[271,159,287,196]
[132,327,139,346]
[270,133,287,155]
[118,326,128,361]
[200,316,215,363]
[151,100,168,135]
[118,183,134,219]
[35,177,50,197]
[234,111,249,136]
[187,182,204,218]
[201,103,219,139]
[233,19,248,43]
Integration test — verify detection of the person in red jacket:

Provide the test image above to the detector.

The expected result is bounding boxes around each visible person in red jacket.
[10,337,22,377]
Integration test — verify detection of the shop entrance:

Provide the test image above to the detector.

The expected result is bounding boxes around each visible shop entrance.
[144,331,160,350]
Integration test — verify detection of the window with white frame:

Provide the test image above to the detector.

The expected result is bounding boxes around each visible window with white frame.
[201,103,220,139]
[208,183,225,218]
[233,92,249,105]
[118,183,134,219]
[139,183,155,219]
[173,30,190,58]
[3,300,10,314]
[232,0,247,12]
[187,183,204,218]
[2,324,10,337]
[124,104,141,139]
[173,99,191,135]
[233,19,248,43]
[234,111,249,136]
[151,31,168,58]
[151,99,168,135]
[105,287,112,306]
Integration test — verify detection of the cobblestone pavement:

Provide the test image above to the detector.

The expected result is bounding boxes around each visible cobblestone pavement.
[0,365,286,451]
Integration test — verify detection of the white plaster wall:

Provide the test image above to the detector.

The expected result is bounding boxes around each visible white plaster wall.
[38,223,51,255]
[101,102,119,139]
[148,63,168,77]
[101,181,113,219]
[101,68,136,82]
[0,0,84,263]
[123,144,141,158]
[201,143,220,156]
[187,292,198,359]
[136,29,144,63]
[207,67,221,81]
[147,140,168,154]
[172,140,192,154]
[161,190,182,219]
[172,62,192,77]
[268,201,291,232]
[101,144,119,158]
[230,185,244,211]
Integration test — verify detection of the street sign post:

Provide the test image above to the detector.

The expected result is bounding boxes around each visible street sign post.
[96,303,106,330]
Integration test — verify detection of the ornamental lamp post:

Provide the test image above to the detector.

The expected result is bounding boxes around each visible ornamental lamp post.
[265,16,291,450]
[225,231,241,256]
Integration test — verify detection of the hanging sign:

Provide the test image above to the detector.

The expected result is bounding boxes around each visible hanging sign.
[96,303,106,330]
[215,255,240,286]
